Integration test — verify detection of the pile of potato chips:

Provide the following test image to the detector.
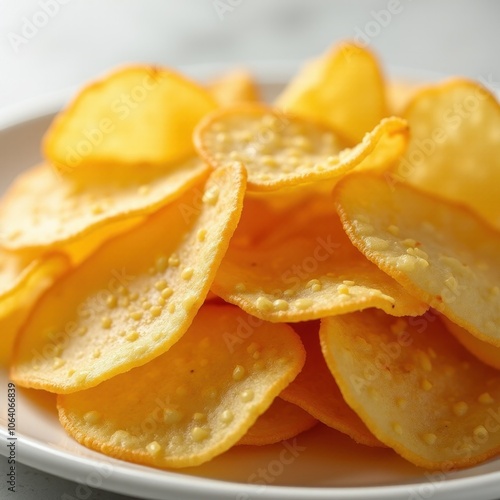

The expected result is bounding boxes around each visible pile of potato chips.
[2,41,500,472]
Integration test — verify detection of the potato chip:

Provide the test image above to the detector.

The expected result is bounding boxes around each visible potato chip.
[440,315,500,370]
[281,321,383,447]
[238,397,317,446]
[208,69,260,106]
[320,310,500,469]
[1,253,70,366]
[10,165,246,393]
[0,250,37,300]
[391,79,500,230]
[195,104,408,191]
[276,42,387,144]
[62,216,144,265]
[58,305,305,468]
[0,158,208,251]
[334,172,500,346]
[212,194,427,322]
[44,66,217,171]
[387,79,421,116]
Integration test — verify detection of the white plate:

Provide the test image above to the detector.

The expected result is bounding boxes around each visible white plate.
[1,62,500,500]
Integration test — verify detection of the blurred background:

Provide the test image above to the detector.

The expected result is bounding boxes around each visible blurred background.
[0,1,499,498]
[1,0,499,112]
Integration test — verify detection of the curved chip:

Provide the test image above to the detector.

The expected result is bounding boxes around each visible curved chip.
[334,172,500,346]
[208,69,260,106]
[441,315,500,370]
[0,158,208,251]
[238,397,317,446]
[275,41,387,144]
[320,310,500,469]
[1,253,70,366]
[43,66,217,171]
[212,194,427,322]
[10,164,246,393]
[391,79,500,230]
[194,104,409,191]
[58,305,305,468]
[0,249,40,300]
[281,321,383,447]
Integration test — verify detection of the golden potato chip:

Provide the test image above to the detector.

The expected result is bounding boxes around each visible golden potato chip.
[320,310,500,469]
[390,79,500,230]
[386,79,421,116]
[194,104,408,191]
[0,250,38,300]
[212,194,427,322]
[441,315,500,370]
[334,172,500,346]
[62,216,144,265]
[10,165,246,393]
[281,321,383,447]
[238,397,317,446]
[44,66,217,170]
[208,69,260,106]
[228,187,324,248]
[276,42,387,144]
[1,253,70,366]
[58,305,305,468]
[0,158,208,251]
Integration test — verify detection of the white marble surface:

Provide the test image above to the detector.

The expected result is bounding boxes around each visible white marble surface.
[1,1,500,498]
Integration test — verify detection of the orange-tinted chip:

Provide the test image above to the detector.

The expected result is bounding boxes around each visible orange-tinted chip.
[10,165,246,393]
[194,104,408,191]
[208,69,260,106]
[335,172,500,346]
[276,42,387,144]
[0,158,207,251]
[212,194,427,322]
[281,321,383,447]
[321,310,500,469]
[239,397,317,446]
[391,79,500,230]
[58,305,305,468]
[44,66,217,170]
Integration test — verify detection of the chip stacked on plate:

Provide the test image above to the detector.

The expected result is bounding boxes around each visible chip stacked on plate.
[2,41,500,471]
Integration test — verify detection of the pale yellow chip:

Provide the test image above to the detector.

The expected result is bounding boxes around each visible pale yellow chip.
[321,310,500,469]
[441,314,500,370]
[58,304,305,468]
[239,397,317,446]
[44,66,217,171]
[0,158,208,251]
[194,104,409,191]
[212,193,427,322]
[208,69,260,106]
[334,172,500,346]
[281,321,383,447]
[390,79,500,230]
[10,165,246,393]
[276,41,387,144]
[0,253,70,366]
